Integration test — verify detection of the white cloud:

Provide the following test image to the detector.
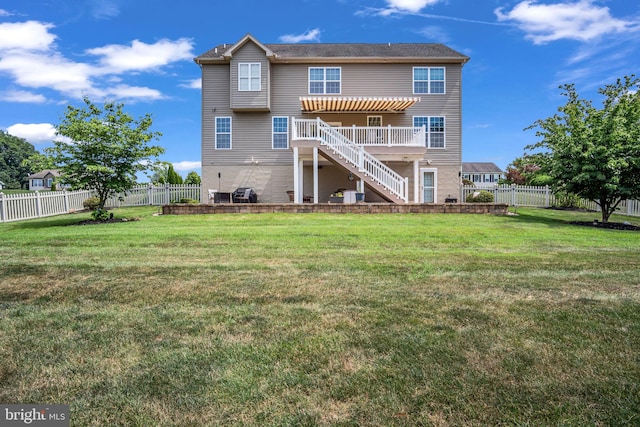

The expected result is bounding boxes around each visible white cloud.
[2,89,47,103]
[88,0,121,19]
[495,0,638,44]
[7,123,72,144]
[0,21,57,51]
[172,161,201,171]
[385,0,440,13]
[180,78,201,89]
[105,84,164,101]
[0,20,195,102]
[87,38,194,73]
[279,29,321,43]
[0,9,12,17]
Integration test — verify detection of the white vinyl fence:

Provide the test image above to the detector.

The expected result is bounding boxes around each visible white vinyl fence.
[462,185,640,217]
[0,190,94,223]
[0,185,201,223]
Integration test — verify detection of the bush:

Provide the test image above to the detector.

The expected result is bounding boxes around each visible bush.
[180,198,199,204]
[83,197,101,210]
[91,208,111,221]
[466,190,495,203]
[462,178,474,187]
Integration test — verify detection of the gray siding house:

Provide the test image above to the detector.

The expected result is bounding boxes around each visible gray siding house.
[27,169,62,191]
[462,162,504,188]
[195,34,469,203]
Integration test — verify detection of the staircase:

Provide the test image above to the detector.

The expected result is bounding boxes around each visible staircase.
[311,119,408,203]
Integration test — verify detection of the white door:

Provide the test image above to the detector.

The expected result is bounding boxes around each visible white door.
[421,169,437,203]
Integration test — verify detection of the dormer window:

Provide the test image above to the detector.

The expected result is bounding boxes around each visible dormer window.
[239,63,261,91]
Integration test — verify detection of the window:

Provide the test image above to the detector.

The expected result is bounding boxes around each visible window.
[215,117,232,149]
[239,63,261,91]
[413,67,445,94]
[272,117,289,149]
[31,179,43,187]
[309,67,341,94]
[46,178,53,187]
[413,116,446,148]
[367,116,382,127]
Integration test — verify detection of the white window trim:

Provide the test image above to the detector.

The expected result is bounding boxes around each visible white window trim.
[215,117,232,150]
[413,115,446,149]
[412,66,446,95]
[420,168,438,203]
[308,67,342,95]
[238,63,261,92]
[272,116,289,150]
[367,116,382,127]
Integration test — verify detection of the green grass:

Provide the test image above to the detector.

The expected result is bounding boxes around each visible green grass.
[1,207,639,426]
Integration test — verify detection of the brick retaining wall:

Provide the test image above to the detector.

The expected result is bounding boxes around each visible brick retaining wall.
[163,203,509,215]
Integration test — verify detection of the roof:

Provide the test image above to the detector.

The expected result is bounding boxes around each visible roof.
[462,162,503,173]
[195,33,469,64]
[27,169,61,179]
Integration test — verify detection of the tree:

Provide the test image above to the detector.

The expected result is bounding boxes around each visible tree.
[48,97,164,209]
[166,164,183,184]
[184,171,201,185]
[526,75,640,223]
[502,155,551,186]
[0,131,39,189]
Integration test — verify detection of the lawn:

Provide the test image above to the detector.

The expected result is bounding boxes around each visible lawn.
[1,207,639,426]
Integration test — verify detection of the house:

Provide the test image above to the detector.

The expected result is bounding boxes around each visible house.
[0,180,4,190]
[194,34,469,203]
[462,162,503,188]
[27,169,62,191]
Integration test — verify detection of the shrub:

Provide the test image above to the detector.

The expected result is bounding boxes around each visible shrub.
[466,190,495,203]
[83,197,101,210]
[462,178,474,187]
[180,198,199,204]
[91,208,111,221]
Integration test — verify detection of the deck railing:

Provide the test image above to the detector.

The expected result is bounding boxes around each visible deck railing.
[293,119,425,147]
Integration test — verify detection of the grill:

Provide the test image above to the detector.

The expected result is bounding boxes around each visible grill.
[232,187,257,203]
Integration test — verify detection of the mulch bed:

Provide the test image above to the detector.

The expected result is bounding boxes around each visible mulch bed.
[570,221,640,231]
[71,218,141,226]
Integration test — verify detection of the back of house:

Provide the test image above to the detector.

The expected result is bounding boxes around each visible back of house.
[195,34,469,203]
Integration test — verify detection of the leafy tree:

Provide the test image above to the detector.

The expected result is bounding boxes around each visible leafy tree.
[185,171,201,185]
[502,155,552,186]
[48,97,164,209]
[167,164,183,184]
[526,75,640,223]
[0,130,39,189]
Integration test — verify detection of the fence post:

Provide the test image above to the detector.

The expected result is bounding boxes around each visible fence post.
[511,184,516,206]
[545,185,550,207]
[63,189,69,212]
[147,183,153,205]
[0,193,5,222]
[165,183,170,205]
[35,191,42,218]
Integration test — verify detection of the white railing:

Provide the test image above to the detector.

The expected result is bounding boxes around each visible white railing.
[462,185,640,217]
[104,184,200,208]
[0,185,201,223]
[292,119,425,147]
[0,190,94,223]
[304,118,408,202]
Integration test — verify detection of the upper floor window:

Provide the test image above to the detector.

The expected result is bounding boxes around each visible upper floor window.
[215,117,232,149]
[272,117,289,149]
[239,63,261,91]
[413,116,445,148]
[309,67,341,94]
[413,67,445,94]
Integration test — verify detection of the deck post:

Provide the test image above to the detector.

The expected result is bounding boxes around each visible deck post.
[293,146,300,204]
[313,147,319,204]
[414,160,420,203]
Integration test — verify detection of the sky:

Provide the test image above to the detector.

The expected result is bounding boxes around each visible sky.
[1,0,639,176]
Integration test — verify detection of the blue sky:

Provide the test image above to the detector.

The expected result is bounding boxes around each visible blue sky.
[1,0,639,176]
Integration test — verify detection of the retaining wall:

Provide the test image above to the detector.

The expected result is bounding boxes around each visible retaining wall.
[163,203,509,215]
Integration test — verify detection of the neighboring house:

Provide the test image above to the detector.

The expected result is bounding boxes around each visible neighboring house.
[462,162,503,188]
[194,34,469,203]
[27,169,62,191]
[0,180,4,190]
